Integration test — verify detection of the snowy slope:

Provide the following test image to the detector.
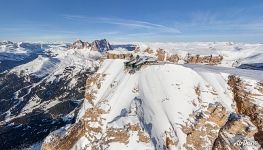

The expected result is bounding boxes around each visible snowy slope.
[1,41,263,149]
[134,42,263,68]
[42,55,263,149]
[0,41,103,149]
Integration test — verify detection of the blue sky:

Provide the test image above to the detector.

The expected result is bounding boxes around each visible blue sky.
[0,0,263,42]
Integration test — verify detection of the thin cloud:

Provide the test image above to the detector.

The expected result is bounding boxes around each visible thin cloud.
[97,31,120,35]
[0,27,77,34]
[173,10,263,35]
[63,15,181,33]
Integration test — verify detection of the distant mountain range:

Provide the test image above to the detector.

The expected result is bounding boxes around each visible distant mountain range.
[69,39,113,52]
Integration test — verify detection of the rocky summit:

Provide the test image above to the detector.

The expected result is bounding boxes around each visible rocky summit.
[69,39,112,52]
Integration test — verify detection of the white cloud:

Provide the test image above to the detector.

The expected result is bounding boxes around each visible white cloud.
[63,15,181,33]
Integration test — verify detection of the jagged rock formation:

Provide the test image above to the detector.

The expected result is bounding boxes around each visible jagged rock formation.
[213,114,261,149]
[2,41,263,149]
[227,75,263,147]
[105,51,133,60]
[182,103,229,149]
[69,40,90,49]
[91,39,112,52]
[185,54,223,65]
[106,49,223,65]
[156,48,166,61]
[166,54,180,63]
[69,39,112,52]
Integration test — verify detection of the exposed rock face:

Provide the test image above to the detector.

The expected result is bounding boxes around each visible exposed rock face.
[182,103,229,150]
[166,54,180,63]
[41,73,105,149]
[182,75,263,150]
[69,39,112,52]
[185,54,223,65]
[41,102,107,150]
[143,48,154,54]
[42,99,151,150]
[42,71,152,150]
[107,50,223,65]
[154,49,223,65]
[90,39,112,52]
[105,52,134,60]
[155,48,166,61]
[213,113,261,149]
[69,40,90,49]
[227,75,263,147]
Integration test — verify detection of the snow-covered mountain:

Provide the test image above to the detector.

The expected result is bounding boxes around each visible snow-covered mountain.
[1,41,263,149]
[0,39,110,149]
[69,39,112,52]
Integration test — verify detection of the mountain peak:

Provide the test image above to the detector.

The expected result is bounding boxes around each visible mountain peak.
[69,39,112,52]
[69,40,90,49]
[91,39,112,52]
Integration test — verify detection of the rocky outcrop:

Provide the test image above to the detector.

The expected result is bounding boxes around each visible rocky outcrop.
[182,76,263,150]
[69,39,112,52]
[143,48,154,54]
[69,40,90,49]
[213,113,261,149]
[42,73,107,150]
[166,54,180,63]
[105,52,134,60]
[42,71,152,149]
[185,54,223,65]
[182,103,229,150]
[225,75,263,148]
[156,48,166,61]
[90,39,112,52]
[155,49,223,65]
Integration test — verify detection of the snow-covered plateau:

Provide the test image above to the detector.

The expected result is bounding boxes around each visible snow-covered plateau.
[1,40,263,150]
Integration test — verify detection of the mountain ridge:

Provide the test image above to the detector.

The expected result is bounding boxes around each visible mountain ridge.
[69,39,112,52]
[0,40,263,149]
